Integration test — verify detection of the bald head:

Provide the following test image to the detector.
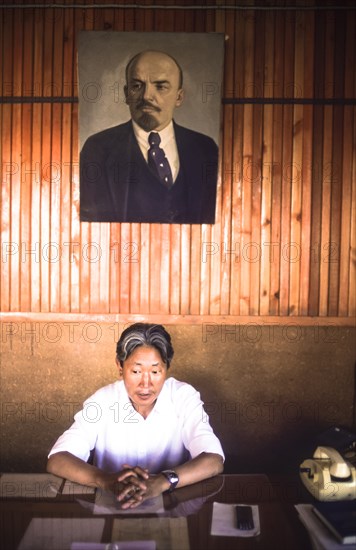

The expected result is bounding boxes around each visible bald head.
[124,50,185,132]
[126,50,183,88]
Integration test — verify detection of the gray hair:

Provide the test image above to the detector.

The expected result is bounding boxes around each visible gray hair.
[116,323,174,368]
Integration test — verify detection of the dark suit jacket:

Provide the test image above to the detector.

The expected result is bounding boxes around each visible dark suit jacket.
[80,120,218,223]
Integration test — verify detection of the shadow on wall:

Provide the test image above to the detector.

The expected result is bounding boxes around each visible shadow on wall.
[0,322,355,473]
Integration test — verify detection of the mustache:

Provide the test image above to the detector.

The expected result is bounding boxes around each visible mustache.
[136,101,161,112]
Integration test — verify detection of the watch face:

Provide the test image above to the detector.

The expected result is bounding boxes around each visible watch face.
[163,470,179,489]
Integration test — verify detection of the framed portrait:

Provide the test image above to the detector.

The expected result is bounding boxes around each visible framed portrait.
[78,32,224,224]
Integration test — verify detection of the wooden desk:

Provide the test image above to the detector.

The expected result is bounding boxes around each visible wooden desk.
[0,474,312,550]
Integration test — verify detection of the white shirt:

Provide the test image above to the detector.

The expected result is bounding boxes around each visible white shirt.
[132,120,180,183]
[48,377,224,473]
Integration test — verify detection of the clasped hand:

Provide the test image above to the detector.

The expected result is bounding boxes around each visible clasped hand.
[106,464,163,509]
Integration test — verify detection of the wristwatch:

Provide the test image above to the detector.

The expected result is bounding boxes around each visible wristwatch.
[161,470,179,492]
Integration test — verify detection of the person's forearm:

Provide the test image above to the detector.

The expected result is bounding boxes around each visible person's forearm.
[163,452,223,491]
[47,451,107,488]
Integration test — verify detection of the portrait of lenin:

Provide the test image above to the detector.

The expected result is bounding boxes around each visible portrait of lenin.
[78,33,224,224]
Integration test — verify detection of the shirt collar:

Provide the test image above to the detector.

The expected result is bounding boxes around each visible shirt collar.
[132,120,175,150]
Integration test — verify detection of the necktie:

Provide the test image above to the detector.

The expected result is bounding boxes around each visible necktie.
[147,132,173,188]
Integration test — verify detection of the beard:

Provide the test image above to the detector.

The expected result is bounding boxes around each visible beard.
[135,111,160,132]
[130,100,161,131]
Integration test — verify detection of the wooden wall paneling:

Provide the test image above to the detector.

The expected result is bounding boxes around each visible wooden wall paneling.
[349,113,356,317]
[49,101,63,312]
[47,8,62,312]
[87,222,102,311]
[299,11,314,316]
[0,103,11,312]
[149,224,162,313]
[141,1,154,32]
[40,100,51,313]
[129,223,141,313]
[319,11,337,316]
[160,224,170,313]
[30,9,44,313]
[173,1,185,32]
[20,9,34,312]
[112,4,124,31]
[1,9,13,311]
[339,11,355,316]
[279,11,295,315]
[259,11,275,316]
[80,221,90,312]
[109,223,120,312]
[229,11,244,316]
[339,104,354,316]
[156,3,175,32]
[71,6,84,313]
[1,3,354,322]
[70,102,80,313]
[328,101,343,317]
[249,11,264,315]
[103,4,115,31]
[139,224,150,313]
[328,11,347,316]
[60,6,74,312]
[268,10,284,316]
[50,6,65,313]
[308,11,325,316]
[240,96,253,317]
[123,5,135,32]
[319,99,332,318]
[200,224,212,315]
[79,5,94,313]
[229,103,243,317]
[100,223,111,311]
[216,7,232,316]
[240,9,255,316]
[289,10,305,316]
[181,225,192,315]
[205,1,216,32]
[119,223,131,313]
[220,102,233,316]
[11,8,24,312]
[169,224,181,315]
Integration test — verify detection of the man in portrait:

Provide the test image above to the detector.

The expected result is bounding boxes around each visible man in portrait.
[80,50,219,224]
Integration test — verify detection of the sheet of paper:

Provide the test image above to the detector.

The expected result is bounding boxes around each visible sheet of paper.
[112,517,189,550]
[94,490,164,515]
[210,502,260,537]
[71,543,155,550]
[17,517,105,550]
[0,473,63,498]
[295,504,356,550]
[61,480,96,495]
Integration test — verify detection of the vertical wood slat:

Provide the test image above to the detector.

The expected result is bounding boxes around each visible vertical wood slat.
[279,11,295,316]
[0,3,355,320]
[299,7,314,316]
[289,10,304,316]
[240,6,255,316]
[0,9,14,312]
[339,10,355,316]
[319,10,335,315]
[10,7,24,312]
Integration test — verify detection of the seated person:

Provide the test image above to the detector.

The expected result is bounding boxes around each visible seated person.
[47,323,224,508]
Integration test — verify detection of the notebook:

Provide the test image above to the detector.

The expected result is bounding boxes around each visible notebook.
[313,501,356,544]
